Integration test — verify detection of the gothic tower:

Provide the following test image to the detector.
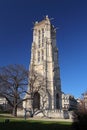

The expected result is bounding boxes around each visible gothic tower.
[24,16,62,111]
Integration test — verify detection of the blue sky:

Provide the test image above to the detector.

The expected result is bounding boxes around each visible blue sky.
[0,0,87,98]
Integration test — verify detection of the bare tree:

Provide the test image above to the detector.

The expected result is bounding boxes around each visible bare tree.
[72,91,87,130]
[24,68,49,117]
[0,64,28,117]
[0,64,49,117]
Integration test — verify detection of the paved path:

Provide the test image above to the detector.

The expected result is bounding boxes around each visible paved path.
[0,114,73,122]
[27,117,73,122]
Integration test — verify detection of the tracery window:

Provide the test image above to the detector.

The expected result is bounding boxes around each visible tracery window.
[38,30,40,48]
[42,28,44,47]
[38,51,40,62]
[42,50,44,61]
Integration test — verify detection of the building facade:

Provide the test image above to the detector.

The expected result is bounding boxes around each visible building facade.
[23,16,62,113]
[0,96,8,111]
[62,93,77,111]
[77,93,87,110]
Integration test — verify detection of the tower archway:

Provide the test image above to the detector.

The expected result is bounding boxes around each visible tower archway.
[56,93,60,109]
[33,92,40,110]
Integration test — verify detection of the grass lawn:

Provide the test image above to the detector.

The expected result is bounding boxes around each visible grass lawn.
[0,114,73,130]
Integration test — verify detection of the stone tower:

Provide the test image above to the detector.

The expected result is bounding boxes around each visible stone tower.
[24,16,62,111]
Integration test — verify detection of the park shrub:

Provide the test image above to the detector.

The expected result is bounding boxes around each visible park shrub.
[72,110,87,130]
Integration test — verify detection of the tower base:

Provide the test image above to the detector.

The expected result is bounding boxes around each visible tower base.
[17,108,70,119]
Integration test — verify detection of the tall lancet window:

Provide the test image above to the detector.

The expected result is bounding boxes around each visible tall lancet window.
[38,30,40,48]
[42,28,44,47]
[38,51,40,62]
[42,50,44,61]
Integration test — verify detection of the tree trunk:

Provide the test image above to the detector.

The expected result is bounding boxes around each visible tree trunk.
[13,105,17,117]
[12,96,18,117]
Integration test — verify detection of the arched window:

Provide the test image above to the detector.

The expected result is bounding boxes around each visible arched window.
[33,92,40,109]
[38,30,40,48]
[42,28,44,47]
[56,93,60,109]
[42,50,44,61]
[38,51,40,62]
